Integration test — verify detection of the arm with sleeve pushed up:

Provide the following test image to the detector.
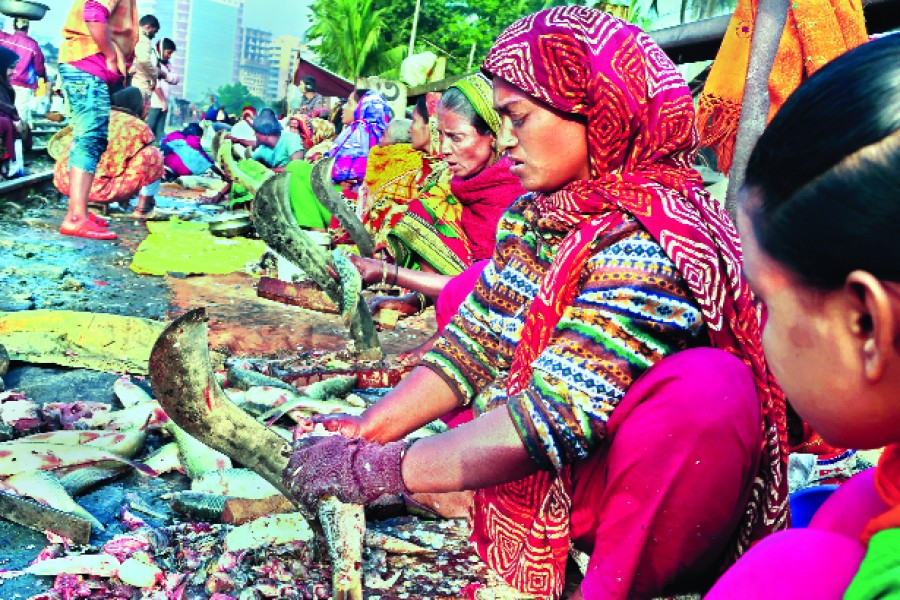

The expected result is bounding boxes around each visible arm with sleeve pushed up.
[506,229,706,470]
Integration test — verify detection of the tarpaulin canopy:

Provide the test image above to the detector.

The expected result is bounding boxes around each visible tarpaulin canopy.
[292,56,354,98]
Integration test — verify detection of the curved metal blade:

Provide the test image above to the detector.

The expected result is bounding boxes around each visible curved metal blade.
[310,158,376,258]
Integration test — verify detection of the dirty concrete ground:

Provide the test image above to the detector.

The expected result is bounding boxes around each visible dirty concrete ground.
[0,182,442,598]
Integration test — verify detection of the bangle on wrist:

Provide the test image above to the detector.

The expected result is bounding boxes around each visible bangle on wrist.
[415,292,427,314]
[379,261,389,287]
[391,264,399,287]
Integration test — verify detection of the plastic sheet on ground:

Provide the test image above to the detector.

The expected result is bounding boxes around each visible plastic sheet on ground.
[130,218,266,277]
[0,310,165,374]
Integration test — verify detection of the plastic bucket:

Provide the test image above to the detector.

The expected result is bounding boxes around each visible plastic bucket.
[789,484,839,528]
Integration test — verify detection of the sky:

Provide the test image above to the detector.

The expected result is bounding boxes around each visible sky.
[22,0,311,46]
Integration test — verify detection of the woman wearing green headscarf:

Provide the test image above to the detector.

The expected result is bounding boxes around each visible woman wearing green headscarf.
[348,74,525,365]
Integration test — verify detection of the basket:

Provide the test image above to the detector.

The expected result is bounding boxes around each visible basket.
[0,0,50,20]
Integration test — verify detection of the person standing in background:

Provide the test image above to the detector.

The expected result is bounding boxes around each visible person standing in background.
[0,18,47,126]
[146,37,178,141]
[128,14,159,105]
[296,75,325,116]
[57,0,138,240]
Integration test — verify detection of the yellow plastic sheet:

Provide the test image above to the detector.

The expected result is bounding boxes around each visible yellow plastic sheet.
[130,219,266,277]
[0,310,166,374]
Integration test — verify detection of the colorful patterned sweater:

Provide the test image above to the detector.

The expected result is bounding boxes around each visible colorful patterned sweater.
[421,195,707,470]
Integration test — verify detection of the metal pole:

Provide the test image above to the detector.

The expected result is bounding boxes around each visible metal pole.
[409,0,421,58]
[724,0,790,220]
[467,41,477,72]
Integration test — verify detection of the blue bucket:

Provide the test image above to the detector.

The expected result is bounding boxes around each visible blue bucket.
[789,485,839,528]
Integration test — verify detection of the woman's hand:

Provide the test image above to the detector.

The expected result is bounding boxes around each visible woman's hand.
[311,413,366,438]
[368,294,419,318]
[346,254,384,286]
[282,435,409,511]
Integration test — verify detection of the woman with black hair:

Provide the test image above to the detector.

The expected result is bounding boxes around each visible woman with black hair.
[706,34,900,600]
[0,46,23,179]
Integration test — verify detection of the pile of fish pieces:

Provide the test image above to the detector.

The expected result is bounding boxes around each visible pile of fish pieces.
[0,370,472,599]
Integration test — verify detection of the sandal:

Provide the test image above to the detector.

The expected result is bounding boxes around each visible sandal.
[88,213,109,227]
[60,219,118,240]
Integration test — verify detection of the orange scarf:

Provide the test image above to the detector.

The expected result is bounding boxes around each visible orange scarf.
[861,444,900,544]
[697,0,867,174]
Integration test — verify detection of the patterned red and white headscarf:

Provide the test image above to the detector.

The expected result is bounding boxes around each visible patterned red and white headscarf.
[475,7,788,597]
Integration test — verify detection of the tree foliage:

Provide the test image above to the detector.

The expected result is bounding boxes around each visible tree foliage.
[307,0,398,80]
[206,83,268,116]
[307,0,734,81]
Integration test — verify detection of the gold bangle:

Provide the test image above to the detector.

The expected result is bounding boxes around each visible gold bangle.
[380,261,389,287]
[415,292,427,314]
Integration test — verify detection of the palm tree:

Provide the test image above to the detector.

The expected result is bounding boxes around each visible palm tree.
[308,0,398,80]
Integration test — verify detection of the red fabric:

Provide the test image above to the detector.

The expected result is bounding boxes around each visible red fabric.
[572,348,761,598]
[0,115,15,161]
[292,58,353,98]
[452,155,524,262]
[861,444,900,544]
[475,7,788,597]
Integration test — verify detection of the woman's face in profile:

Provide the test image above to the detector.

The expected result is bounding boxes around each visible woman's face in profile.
[342,96,358,125]
[437,106,494,179]
[492,77,589,193]
[737,198,881,449]
[409,110,430,152]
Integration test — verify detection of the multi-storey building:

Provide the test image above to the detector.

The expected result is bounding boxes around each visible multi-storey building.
[141,0,244,103]
[238,27,276,100]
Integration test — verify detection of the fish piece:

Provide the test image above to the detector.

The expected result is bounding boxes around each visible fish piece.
[40,401,111,430]
[0,398,42,433]
[320,496,364,600]
[167,491,231,522]
[364,530,434,555]
[222,511,313,552]
[222,495,294,525]
[165,421,232,479]
[4,470,105,532]
[141,441,185,475]
[191,468,281,500]
[55,463,130,496]
[343,393,367,409]
[332,248,362,325]
[226,367,294,392]
[97,401,169,431]
[259,394,363,426]
[22,554,120,577]
[117,556,163,588]
[302,375,358,401]
[16,427,148,458]
[113,377,154,408]
[0,442,155,477]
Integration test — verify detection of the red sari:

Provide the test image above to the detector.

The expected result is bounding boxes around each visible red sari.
[475,7,788,597]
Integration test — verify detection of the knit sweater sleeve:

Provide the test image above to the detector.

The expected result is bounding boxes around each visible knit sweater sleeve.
[418,202,525,404]
[423,198,706,470]
[506,227,706,469]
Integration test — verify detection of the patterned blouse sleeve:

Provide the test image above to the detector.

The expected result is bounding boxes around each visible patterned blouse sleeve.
[508,228,706,470]
[419,208,521,404]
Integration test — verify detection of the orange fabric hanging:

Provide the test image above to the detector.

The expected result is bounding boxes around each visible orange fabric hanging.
[697,0,868,174]
[860,444,900,544]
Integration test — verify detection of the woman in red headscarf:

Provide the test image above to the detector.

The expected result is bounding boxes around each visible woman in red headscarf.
[282,8,787,599]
